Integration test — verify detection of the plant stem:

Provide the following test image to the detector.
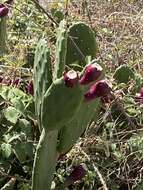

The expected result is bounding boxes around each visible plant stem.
[32,128,58,190]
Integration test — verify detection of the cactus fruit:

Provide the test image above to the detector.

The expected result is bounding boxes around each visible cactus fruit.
[84,80,111,102]
[64,70,79,87]
[66,165,86,184]
[42,77,83,130]
[65,22,97,68]
[34,39,52,130]
[0,4,9,17]
[79,62,103,85]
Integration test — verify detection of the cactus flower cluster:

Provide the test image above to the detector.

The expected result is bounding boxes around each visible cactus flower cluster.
[64,62,111,102]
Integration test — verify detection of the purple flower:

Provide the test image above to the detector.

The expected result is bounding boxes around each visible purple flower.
[0,4,9,17]
[84,80,111,101]
[64,70,79,87]
[67,165,86,183]
[79,62,103,85]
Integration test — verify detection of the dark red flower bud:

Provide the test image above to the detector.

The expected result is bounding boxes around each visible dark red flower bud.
[79,62,103,85]
[27,80,34,95]
[64,70,79,87]
[84,80,111,101]
[0,5,9,17]
[67,165,86,183]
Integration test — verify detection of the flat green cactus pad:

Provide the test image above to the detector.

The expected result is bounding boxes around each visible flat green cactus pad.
[42,78,83,131]
[66,22,97,68]
[113,65,134,84]
[58,98,101,154]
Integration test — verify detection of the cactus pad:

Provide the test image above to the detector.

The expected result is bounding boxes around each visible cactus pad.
[58,98,101,154]
[42,77,83,131]
[34,39,52,130]
[113,65,134,84]
[65,22,97,68]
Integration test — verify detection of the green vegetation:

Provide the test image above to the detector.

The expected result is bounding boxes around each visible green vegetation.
[0,1,143,190]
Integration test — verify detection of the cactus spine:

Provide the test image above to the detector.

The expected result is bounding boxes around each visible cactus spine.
[32,20,102,190]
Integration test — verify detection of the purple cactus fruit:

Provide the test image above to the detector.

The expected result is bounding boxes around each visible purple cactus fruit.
[64,70,79,87]
[0,5,9,17]
[84,80,111,101]
[67,165,86,184]
[27,80,34,95]
[79,62,103,85]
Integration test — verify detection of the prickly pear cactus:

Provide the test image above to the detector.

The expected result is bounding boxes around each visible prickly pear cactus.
[34,39,52,130]
[32,20,104,190]
[0,17,7,54]
[65,22,97,68]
